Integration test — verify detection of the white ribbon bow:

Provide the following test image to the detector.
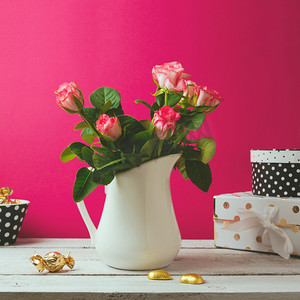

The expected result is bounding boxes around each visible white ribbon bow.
[223,206,294,259]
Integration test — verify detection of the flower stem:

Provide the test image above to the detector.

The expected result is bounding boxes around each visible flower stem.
[164,92,168,106]
[157,140,164,157]
[79,111,102,141]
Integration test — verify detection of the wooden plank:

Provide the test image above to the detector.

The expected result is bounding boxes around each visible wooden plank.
[2,239,300,299]
[0,274,300,297]
[1,247,300,276]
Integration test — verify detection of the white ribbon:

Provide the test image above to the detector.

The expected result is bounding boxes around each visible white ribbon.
[223,206,294,259]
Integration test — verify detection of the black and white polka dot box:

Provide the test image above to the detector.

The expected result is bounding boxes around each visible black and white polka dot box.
[0,200,29,246]
[251,149,300,198]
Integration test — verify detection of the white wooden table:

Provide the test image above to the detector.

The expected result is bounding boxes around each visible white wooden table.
[1,239,300,299]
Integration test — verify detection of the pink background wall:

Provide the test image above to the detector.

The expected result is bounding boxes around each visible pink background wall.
[0,0,299,239]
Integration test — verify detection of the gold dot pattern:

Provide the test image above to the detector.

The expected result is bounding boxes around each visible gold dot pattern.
[291,226,299,233]
[223,245,229,248]
[234,215,240,222]
[256,236,262,243]
[223,202,230,209]
[245,203,252,209]
[245,247,251,250]
[293,206,299,213]
[269,204,275,207]
[234,234,240,240]
[214,231,219,239]
[268,249,275,253]
[292,252,299,256]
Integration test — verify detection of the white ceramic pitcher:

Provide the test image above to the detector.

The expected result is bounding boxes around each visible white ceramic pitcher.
[77,153,181,270]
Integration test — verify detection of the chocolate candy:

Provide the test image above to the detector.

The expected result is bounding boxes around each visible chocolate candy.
[180,273,204,284]
[0,187,13,204]
[30,251,75,273]
[147,270,172,280]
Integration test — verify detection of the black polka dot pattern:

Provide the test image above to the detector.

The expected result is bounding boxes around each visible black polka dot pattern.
[0,200,29,246]
[252,162,300,198]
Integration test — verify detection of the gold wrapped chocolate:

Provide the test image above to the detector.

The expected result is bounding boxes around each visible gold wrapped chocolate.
[30,251,75,273]
[147,270,172,280]
[180,273,204,284]
[0,187,13,204]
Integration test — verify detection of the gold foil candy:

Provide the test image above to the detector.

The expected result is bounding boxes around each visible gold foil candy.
[180,273,204,284]
[147,270,172,280]
[30,251,75,273]
[0,187,13,204]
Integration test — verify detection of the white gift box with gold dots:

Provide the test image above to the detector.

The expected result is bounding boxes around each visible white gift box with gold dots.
[214,192,300,257]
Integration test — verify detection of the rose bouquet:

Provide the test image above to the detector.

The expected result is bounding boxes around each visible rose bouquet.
[56,62,222,202]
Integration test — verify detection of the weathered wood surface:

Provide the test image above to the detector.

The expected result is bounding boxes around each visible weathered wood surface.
[1,239,300,299]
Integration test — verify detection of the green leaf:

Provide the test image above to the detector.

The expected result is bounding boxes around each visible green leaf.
[81,147,95,168]
[180,113,206,131]
[175,157,189,180]
[92,153,112,170]
[60,146,76,162]
[74,121,88,131]
[81,128,95,144]
[69,142,88,160]
[105,107,124,117]
[112,162,132,172]
[92,170,114,185]
[134,100,154,112]
[91,146,120,159]
[100,100,112,114]
[97,158,125,170]
[90,87,121,110]
[196,137,216,164]
[140,138,157,158]
[132,129,154,151]
[167,92,183,107]
[155,88,165,107]
[182,147,202,161]
[150,102,160,119]
[118,115,145,137]
[73,167,98,202]
[139,119,154,130]
[82,107,99,124]
[185,160,212,192]
[122,153,142,168]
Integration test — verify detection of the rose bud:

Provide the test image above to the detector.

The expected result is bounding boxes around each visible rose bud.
[153,106,181,140]
[152,62,190,92]
[56,82,84,113]
[195,86,223,107]
[182,80,199,106]
[96,114,122,141]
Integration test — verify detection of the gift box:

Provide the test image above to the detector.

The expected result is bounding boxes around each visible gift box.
[214,192,300,258]
[251,149,300,198]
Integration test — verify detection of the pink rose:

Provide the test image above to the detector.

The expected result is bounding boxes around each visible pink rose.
[153,106,181,140]
[152,62,190,91]
[56,82,83,112]
[96,114,122,141]
[195,86,223,107]
[182,80,199,105]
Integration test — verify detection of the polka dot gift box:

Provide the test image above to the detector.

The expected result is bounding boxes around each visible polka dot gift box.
[0,200,29,246]
[214,192,300,258]
[251,149,300,198]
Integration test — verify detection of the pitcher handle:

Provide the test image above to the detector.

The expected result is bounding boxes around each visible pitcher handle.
[77,201,97,247]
